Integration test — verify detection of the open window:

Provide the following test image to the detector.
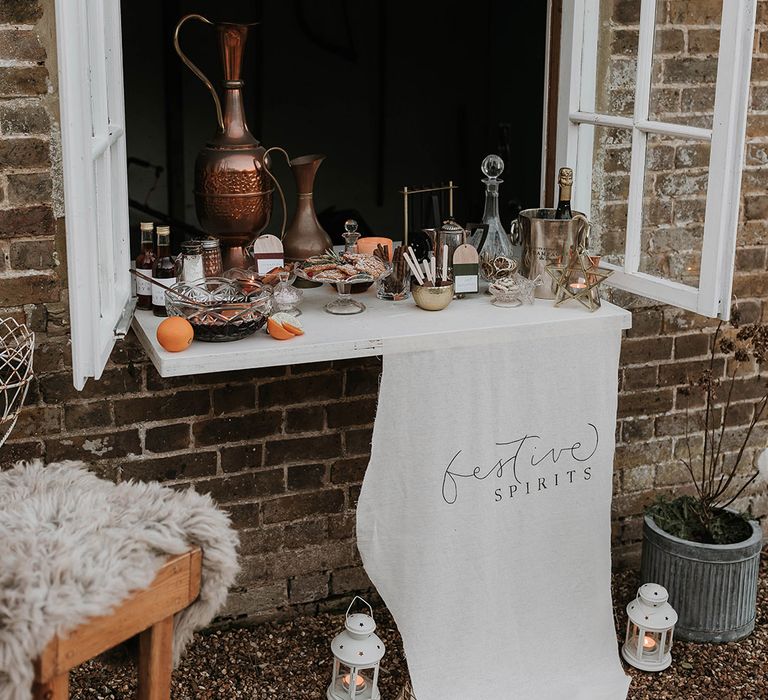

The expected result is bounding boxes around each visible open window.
[553,0,756,318]
[55,0,756,388]
[56,0,132,390]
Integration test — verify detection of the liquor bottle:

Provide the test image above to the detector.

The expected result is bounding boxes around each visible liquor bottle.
[135,222,155,310]
[151,226,176,317]
[554,167,573,220]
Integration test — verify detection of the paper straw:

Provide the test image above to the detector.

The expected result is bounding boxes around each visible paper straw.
[431,256,437,285]
[405,247,424,284]
[442,244,448,281]
[422,259,433,284]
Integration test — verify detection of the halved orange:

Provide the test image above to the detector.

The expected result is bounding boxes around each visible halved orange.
[282,322,304,336]
[267,317,294,340]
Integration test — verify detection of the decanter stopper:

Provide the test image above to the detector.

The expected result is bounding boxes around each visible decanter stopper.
[481,154,504,182]
[343,219,360,253]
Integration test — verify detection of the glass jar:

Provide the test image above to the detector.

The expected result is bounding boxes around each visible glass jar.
[201,238,223,277]
[177,240,204,283]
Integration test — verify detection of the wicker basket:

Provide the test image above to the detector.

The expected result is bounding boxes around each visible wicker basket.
[0,317,34,448]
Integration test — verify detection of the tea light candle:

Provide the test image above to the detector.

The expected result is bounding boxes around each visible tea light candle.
[342,673,366,691]
[642,635,657,653]
[357,237,393,260]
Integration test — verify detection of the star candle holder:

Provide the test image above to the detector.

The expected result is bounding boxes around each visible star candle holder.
[545,248,612,312]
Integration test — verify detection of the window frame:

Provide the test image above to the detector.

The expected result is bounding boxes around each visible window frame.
[553,0,757,319]
[55,0,133,390]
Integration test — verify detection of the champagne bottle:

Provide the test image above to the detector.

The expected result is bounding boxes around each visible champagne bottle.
[135,222,155,310]
[555,167,573,220]
[151,226,176,317]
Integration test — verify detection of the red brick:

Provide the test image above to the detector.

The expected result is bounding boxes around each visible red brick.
[265,434,342,466]
[114,390,210,426]
[615,439,672,470]
[0,29,46,62]
[41,366,142,403]
[193,410,281,446]
[344,428,373,456]
[287,463,326,491]
[0,67,47,97]
[270,541,359,579]
[122,451,217,483]
[623,366,658,390]
[212,384,255,415]
[674,333,711,359]
[0,103,49,135]
[289,572,329,604]
[620,417,655,443]
[658,358,724,387]
[330,566,373,596]
[625,309,663,338]
[46,429,141,462]
[145,423,190,453]
[0,206,54,239]
[220,444,263,473]
[224,502,259,529]
[6,173,52,206]
[344,367,380,396]
[618,389,674,418]
[668,0,723,24]
[620,337,673,365]
[285,405,324,433]
[64,402,112,430]
[262,489,345,524]
[13,405,60,435]
[9,238,55,270]
[326,398,377,428]
[0,273,58,305]
[0,0,43,23]
[195,469,285,503]
[331,456,368,484]
[0,439,44,465]
[259,374,343,408]
[0,138,49,169]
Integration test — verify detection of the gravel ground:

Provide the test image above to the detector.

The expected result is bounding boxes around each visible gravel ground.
[71,553,767,699]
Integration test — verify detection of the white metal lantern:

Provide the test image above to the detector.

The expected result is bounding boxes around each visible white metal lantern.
[328,596,386,700]
[622,583,678,672]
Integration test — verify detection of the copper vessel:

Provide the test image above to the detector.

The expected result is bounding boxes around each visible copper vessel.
[174,15,284,249]
[282,154,333,261]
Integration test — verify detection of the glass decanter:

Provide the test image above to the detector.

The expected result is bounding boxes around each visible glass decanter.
[470,154,515,280]
[272,270,303,316]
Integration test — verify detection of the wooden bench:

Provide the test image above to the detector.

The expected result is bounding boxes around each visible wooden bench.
[32,548,202,700]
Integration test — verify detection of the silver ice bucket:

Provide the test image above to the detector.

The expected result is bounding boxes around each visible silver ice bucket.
[512,208,590,299]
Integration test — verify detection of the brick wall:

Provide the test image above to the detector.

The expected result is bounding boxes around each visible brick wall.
[0,0,766,621]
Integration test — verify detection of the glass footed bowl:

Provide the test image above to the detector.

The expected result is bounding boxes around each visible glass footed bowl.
[165,277,271,342]
[295,256,391,315]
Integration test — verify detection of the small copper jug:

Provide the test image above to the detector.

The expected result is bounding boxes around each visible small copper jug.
[174,15,285,250]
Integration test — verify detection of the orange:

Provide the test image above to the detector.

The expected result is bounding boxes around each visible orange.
[282,322,304,336]
[267,316,294,340]
[156,316,194,352]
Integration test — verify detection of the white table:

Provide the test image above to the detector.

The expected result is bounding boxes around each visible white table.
[132,287,632,377]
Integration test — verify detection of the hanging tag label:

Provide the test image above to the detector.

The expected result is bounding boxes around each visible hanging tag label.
[453,264,479,294]
[253,255,285,275]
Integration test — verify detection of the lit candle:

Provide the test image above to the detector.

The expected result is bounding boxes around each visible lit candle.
[342,673,366,691]
[569,276,587,293]
[642,635,657,653]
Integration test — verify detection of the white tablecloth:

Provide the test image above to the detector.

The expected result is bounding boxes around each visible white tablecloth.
[357,316,630,699]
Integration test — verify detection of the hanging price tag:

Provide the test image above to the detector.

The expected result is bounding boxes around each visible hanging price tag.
[452,244,479,294]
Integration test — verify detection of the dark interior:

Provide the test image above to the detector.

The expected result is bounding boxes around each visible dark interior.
[122,0,548,253]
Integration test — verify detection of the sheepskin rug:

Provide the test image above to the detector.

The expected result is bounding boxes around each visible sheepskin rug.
[0,460,239,700]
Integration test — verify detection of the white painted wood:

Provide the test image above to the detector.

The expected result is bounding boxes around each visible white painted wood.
[539,0,555,207]
[133,288,632,378]
[624,0,657,275]
[697,0,757,319]
[56,0,131,389]
[556,0,756,318]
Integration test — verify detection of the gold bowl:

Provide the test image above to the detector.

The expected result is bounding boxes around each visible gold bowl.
[412,283,454,311]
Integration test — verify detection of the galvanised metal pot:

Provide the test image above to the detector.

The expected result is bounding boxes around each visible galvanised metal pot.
[640,512,763,642]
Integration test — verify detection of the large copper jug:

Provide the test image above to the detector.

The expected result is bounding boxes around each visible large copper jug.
[174,15,283,251]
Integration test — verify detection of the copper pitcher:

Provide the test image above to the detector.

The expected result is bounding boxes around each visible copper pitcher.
[174,15,285,249]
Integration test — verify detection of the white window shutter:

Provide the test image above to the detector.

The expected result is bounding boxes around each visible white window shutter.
[55,0,132,389]
[555,0,757,319]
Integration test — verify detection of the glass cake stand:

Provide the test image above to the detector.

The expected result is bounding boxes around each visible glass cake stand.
[295,266,391,315]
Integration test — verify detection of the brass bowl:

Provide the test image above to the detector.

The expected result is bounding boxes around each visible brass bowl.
[412,283,454,311]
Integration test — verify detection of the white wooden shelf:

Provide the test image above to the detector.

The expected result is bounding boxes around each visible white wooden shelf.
[132,287,632,378]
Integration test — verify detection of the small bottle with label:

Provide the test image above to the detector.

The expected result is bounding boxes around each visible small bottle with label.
[135,222,155,310]
[152,225,176,317]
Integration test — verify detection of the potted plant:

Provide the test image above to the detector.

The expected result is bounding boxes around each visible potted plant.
[641,307,766,642]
